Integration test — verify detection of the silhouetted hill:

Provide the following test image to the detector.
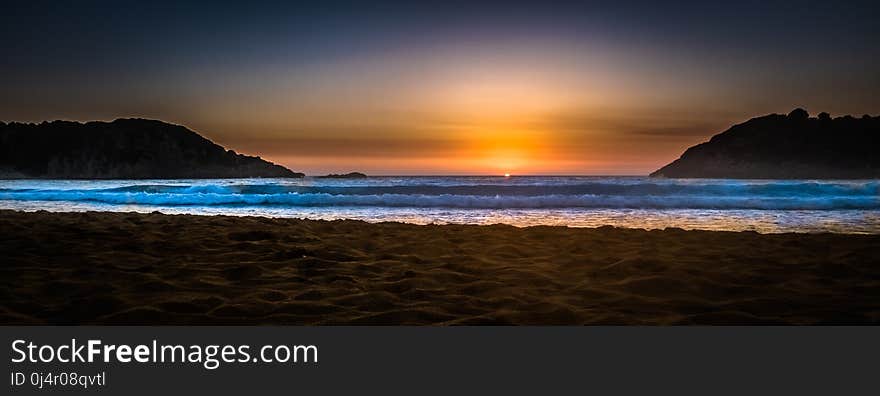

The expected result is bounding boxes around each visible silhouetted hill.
[0,119,303,179]
[651,109,880,179]
[317,172,368,179]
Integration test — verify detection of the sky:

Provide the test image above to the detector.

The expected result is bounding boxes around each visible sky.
[2,1,878,175]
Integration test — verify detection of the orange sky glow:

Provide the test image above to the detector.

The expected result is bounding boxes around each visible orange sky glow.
[3,4,877,176]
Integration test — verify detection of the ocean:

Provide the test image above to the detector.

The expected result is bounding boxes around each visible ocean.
[1,176,878,233]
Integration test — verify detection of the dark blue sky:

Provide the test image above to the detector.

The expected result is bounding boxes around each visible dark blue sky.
[2,1,878,174]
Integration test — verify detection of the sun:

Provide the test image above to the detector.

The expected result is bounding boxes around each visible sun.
[504,173,511,177]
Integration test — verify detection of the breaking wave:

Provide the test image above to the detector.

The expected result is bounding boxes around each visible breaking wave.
[1,179,877,210]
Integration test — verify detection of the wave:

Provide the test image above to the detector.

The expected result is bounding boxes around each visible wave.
[32,180,880,196]
[1,188,878,210]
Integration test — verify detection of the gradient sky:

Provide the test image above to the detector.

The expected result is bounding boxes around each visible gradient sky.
[2,1,878,175]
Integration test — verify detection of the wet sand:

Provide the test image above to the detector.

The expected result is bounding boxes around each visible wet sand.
[0,209,878,324]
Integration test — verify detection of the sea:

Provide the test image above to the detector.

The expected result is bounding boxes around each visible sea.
[1,176,878,233]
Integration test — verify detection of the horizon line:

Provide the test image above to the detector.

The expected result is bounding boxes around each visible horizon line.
[300,174,649,177]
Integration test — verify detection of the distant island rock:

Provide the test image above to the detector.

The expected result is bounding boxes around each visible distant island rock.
[650,109,879,179]
[0,118,303,179]
[317,172,368,179]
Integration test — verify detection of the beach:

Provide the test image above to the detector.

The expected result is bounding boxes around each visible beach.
[1,209,878,325]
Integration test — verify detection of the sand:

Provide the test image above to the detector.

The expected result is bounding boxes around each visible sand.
[0,209,878,325]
